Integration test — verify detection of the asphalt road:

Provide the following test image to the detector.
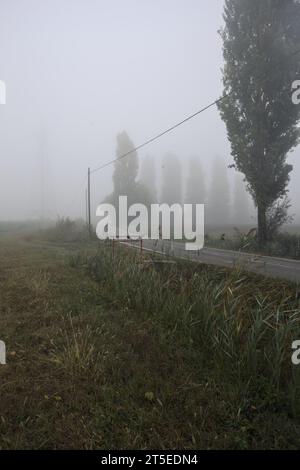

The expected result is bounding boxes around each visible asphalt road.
[122,239,300,283]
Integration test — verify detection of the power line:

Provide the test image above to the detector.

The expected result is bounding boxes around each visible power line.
[90,94,229,175]
[90,45,300,176]
[63,43,300,223]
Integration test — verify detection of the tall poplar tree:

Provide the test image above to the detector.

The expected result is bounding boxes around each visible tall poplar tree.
[219,0,300,244]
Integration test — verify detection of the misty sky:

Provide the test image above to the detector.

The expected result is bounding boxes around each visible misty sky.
[0,0,299,222]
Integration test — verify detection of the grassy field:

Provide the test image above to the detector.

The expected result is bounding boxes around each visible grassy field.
[1,234,300,449]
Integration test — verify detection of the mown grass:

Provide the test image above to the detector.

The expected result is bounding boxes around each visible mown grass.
[0,236,300,449]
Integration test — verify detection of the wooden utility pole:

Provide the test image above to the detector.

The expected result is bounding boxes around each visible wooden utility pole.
[87,167,91,236]
[85,188,88,228]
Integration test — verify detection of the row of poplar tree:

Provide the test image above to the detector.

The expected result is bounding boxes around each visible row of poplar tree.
[104,131,253,227]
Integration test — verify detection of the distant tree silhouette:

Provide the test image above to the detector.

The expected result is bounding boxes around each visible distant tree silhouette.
[112,131,138,203]
[160,153,182,205]
[185,156,206,205]
[105,131,151,207]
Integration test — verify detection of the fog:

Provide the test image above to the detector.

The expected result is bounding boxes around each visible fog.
[0,0,299,225]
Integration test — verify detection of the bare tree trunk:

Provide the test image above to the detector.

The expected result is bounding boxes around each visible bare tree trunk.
[257,203,267,246]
